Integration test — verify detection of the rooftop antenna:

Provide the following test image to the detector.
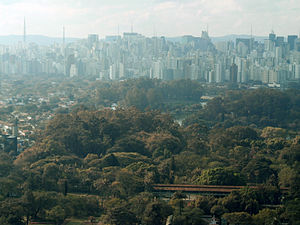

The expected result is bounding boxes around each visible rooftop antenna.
[131,22,133,33]
[23,17,26,44]
[118,24,120,36]
[63,26,65,46]
[63,26,66,76]
[206,24,209,34]
[250,24,253,51]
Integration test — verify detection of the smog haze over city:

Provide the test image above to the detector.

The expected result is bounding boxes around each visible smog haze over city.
[1,1,300,225]
[0,0,299,37]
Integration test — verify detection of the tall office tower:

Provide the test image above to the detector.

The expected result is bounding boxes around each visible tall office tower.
[201,31,210,40]
[262,68,269,84]
[275,47,283,65]
[230,63,238,83]
[208,70,214,83]
[215,41,228,53]
[269,32,276,42]
[88,34,99,47]
[63,26,66,76]
[236,38,250,50]
[152,61,163,79]
[288,35,298,50]
[70,64,78,77]
[240,59,248,83]
[295,38,300,52]
[295,64,300,79]
[237,42,249,57]
[264,39,275,52]
[268,69,277,83]
[235,57,242,83]
[119,63,125,78]
[215,63,223,83]
[275,36,284,47]
[109,63,122,80]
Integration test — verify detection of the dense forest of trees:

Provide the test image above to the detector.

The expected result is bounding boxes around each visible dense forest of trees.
[184,88,300,129]
[92,78,205,113]
[1,86,300,224]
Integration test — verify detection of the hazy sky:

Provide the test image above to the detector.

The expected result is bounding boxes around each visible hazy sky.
[0,0,299,38]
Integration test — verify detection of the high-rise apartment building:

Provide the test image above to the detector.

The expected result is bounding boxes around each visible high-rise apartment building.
[269,32,276,42]
[88,34,99,47]
[230,63,238,83]
[288,35,298,50]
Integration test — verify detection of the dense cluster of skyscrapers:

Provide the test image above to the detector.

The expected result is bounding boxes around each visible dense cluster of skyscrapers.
[214,32,300,84]
[0,27,300,85]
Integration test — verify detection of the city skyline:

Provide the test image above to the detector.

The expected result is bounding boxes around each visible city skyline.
[0,0,299,38]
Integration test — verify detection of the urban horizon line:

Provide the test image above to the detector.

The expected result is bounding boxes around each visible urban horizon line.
[1,18,299,41]
[0,32,299,40]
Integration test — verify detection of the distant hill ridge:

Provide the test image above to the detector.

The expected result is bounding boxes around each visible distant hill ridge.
[166,34,268,43]
[0,34,268,45]
[0,35,80,45]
